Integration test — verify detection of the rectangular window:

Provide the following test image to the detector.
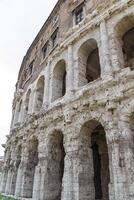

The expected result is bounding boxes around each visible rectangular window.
[51,28,58,48]
[42,41,48,59]
[75,7,84,25]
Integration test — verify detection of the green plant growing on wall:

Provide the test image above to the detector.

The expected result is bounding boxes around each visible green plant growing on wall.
[0,193,17,200]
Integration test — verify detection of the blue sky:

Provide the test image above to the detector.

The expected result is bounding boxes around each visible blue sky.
[0,0,58,156]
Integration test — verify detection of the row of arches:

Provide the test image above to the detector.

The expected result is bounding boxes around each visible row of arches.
[4,120,111,199]
[13,14,134,126]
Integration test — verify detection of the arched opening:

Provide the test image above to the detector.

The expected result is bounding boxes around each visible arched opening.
[78,39,101,87]
[47,131,65,199]
[22,137,38,198]
[34,76,45,112]
[10,145,22,195]
[91,124,110,199]
[52,60,66,102]
[80,120,110,199]
[116,15,134,70]
[24,89,31,117]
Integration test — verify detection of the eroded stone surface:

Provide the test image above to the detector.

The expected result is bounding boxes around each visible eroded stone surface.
[1,0,134,200]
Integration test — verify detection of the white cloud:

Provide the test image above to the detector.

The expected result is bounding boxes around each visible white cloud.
[0,0,58,156]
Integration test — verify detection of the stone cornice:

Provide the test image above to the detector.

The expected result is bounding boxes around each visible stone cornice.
[9,69,134,141]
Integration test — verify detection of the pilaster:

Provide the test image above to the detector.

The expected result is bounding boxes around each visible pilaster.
[100,20,113,77]
[43,62,51,109]
[66,44,74,96]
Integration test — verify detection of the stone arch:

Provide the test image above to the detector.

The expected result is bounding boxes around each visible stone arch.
[52,59,66,102]
[22,136,38,198]
[77,38,101,87]
[115,14,134,70]
[45,130,65,200]
[34,75,45,112]
[79,119,110,200]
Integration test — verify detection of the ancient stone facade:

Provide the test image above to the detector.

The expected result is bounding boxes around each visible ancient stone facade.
[0,0,134,199]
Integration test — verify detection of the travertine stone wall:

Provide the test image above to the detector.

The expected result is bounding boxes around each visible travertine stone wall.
[1,0,134,200]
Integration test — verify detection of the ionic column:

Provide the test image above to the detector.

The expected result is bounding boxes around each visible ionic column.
[100,20,113,77]
[18,101,23,123]
[108,28,124,71]
[43,62,50,109]
[31,88,37,113]
[66,44,74,95]
[12,101,19,126]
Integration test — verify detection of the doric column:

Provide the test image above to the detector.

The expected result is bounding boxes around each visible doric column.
[36,131,66,200]
[1,171,8,193]
[100,20,113,77]
[20,152,33,198]
[9,167,18,195]
[43,62,50,109]
[32,165,42,200]
[0,148,11,194]
[5,168,13,195]
[62,134,95,200]
[15,163,23,198]
[0,168,8,193]
[66,44,74,95]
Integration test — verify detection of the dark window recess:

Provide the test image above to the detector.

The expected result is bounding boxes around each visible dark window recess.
[92,142,103,199]
[42,42,48,59]
[62,71,66,96]
[29,61,34,75]
[51,29,58,48]
[75,7,84,25]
